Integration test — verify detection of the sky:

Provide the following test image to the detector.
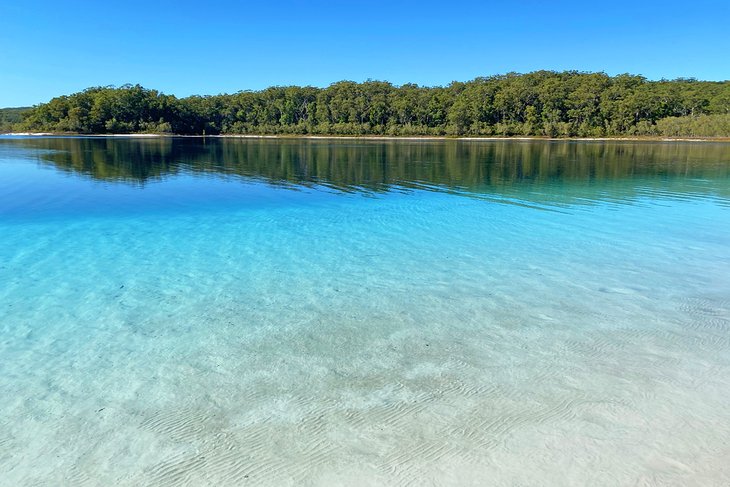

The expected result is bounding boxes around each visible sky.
[1,0,729,107]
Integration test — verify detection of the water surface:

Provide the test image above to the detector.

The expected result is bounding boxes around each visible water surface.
[1,137,729,486]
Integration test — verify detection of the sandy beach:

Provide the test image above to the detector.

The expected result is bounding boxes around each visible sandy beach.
[3,132,730,142]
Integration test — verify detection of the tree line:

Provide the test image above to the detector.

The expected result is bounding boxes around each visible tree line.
[9,71,730,137]
[0,107,30,133]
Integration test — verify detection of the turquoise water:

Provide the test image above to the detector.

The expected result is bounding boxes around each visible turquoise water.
[1,137,730,486]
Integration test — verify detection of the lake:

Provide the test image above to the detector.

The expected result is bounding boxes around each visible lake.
[1,136,729,486]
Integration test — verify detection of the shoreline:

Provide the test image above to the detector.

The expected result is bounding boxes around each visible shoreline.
[2,132,729,143]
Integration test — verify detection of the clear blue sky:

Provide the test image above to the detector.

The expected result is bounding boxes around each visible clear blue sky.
[1,0,728,107]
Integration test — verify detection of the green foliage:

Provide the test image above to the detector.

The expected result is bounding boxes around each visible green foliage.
[653,114,730,137]
[0,107,31,132]
[13,73,730,137]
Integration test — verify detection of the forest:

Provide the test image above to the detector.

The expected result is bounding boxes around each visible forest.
[0,107,30,133]
[6,71,730,137]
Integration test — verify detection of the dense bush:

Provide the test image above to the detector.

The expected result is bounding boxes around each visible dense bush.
[12,72,730,137]
[0,107,31,132]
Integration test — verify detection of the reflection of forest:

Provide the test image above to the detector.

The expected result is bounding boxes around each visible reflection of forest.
[9,137,730,202]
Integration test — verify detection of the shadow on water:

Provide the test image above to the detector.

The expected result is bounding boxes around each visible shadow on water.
[2,136,730,206]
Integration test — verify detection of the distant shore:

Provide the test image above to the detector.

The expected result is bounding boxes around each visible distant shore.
[3,132,730,143]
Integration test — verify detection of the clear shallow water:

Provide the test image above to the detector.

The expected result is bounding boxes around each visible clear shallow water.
[1,137,730,486]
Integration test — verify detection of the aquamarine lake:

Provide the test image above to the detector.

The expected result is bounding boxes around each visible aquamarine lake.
[1,136,729,486]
